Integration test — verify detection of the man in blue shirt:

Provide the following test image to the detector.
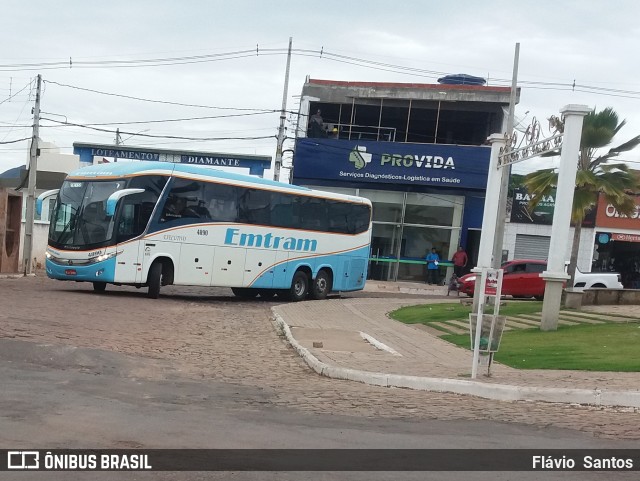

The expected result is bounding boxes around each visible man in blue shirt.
[425,247,440,285]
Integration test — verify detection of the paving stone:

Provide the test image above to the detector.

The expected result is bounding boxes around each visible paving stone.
[1,274,639,441]
[430,322,466,335]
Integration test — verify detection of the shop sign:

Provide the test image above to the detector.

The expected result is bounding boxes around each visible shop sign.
[510,188,555,224]
[292,138,490,189]
[510,187,596,226]
[612,233,640,243]
[595,194,640,229]
[72,143,271,176]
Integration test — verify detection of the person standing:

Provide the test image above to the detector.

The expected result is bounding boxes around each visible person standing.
[309,109,326,138]
[425,247,440,285]
[452,245,468,278]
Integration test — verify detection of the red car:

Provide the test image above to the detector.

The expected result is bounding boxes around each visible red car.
[458,259,550,299]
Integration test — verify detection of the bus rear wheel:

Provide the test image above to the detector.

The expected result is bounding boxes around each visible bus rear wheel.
[288,271,309,302]
[147,262,163,299]
[92,281,107,293]
[310,270,331,300]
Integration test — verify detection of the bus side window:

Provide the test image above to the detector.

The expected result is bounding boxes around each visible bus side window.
[204,183,239,222]
[162,196,185,220]
[239,188,271,225]
[327,201,349,233]
[299,197,328,231]
[208,197,235,222]
[269,191,292,228]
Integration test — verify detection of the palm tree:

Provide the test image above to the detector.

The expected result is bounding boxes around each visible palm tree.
[523,107,640,285]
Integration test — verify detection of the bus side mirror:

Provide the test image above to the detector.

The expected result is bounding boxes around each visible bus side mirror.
[106,188,145,216]
[36,189,60,216]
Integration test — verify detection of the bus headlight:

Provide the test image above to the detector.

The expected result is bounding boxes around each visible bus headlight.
[92,251,122,263]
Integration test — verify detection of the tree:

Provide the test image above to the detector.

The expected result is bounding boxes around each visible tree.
[523,107,640,286]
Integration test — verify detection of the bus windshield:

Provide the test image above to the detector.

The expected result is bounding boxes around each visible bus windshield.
[49,180,126,248]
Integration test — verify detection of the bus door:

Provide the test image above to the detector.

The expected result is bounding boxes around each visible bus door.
[115,177,169,284]
[115,201,158,284]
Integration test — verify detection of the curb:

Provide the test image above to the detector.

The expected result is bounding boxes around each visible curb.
[0,273,26,279]
[272,309,640,409]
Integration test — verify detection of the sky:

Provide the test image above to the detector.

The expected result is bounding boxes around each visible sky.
[2,0,640,179]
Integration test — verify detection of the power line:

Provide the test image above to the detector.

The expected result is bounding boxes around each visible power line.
[40,110,280,127]
[0,136,30,144]
[6,47,640,104]
[0,124,31,128]
[38,117,277,141]
[44,80,281,112]
[0,78,33,107]
[0,49,252,68]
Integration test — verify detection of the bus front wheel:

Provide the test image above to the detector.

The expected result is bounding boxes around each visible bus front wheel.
[288,271,309,302]
[147,262,163,299]
[92,281,107,293]
[310,270,331,300]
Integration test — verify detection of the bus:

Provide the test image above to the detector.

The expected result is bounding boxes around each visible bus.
[40,161,372,300]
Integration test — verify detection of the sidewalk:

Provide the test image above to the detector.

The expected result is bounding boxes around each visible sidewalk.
[272,282,640,408]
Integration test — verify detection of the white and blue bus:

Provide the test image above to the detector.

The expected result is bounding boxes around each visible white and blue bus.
[41,161,372,300]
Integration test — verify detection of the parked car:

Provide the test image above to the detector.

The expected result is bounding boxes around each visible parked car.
[457,259,623,299]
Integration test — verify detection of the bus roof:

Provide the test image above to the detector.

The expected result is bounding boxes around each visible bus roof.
[68,161,308,190]
[67,161,370,204]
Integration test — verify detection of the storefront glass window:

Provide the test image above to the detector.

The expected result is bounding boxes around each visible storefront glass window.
[404,193,457,226]
[398,226,452,282]
[359,190,404,223]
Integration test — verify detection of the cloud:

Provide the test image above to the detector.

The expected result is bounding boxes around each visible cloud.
[2,0,640,176]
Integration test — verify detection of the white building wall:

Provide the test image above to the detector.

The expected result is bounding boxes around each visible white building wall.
[19,190,58,270]
[36,142,80,173]
[503,222,595,271]
[19,221,50,269]
[18,142,80,270]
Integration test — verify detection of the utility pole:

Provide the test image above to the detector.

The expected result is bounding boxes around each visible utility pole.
[114,128,121,162]
[491,43,520,268]
[23,74,42,276]
[274,37,292,182]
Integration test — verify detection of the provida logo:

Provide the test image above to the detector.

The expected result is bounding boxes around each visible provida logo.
[348,146,372,170]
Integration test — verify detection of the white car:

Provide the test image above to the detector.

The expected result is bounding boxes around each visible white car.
[572,266,624,290]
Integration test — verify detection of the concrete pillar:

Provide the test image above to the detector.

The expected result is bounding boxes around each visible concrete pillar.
[472,134,505,310]
[540,104,591,331]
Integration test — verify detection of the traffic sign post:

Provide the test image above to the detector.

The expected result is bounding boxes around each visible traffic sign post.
[470,268,505,378]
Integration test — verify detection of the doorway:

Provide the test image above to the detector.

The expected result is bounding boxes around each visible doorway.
[369,223,401,281]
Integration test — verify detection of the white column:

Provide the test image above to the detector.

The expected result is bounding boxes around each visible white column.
[540,104,591,331]
[476,134,506,269]
[471,134,505,310]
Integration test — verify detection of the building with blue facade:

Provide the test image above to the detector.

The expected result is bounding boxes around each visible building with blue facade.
[292,78,518,282]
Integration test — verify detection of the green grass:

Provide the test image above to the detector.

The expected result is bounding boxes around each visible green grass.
[442,323,640,371]
[390,301,640,371]
[390,301,543,324]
